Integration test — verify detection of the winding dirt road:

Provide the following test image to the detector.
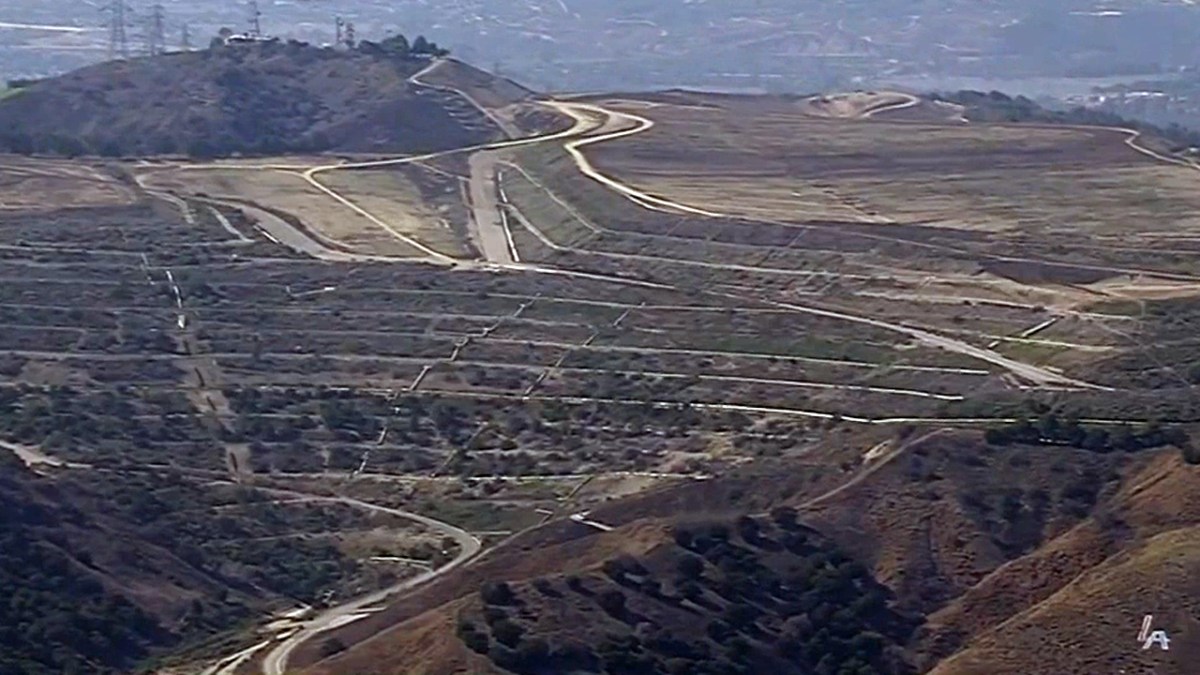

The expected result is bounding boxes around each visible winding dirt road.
[257,489,481,675]
[502,175,1103,390]
[177,86,1183,671]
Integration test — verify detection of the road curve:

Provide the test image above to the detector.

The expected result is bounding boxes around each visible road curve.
[502,185,1104,389]
[257,489,481,675]
[408,58,520,139]
[861,92,921,119]
[544,100,724,217]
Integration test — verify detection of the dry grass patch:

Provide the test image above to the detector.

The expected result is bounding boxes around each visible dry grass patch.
[140,166,424,257]
[0,160,134,210]
[320,167,472,258]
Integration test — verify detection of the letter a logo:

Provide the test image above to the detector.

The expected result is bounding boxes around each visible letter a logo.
[1143,631,1170,651]
[1138,615,1170,651]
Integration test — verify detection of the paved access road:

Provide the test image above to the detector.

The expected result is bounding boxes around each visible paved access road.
[257,488,481,675]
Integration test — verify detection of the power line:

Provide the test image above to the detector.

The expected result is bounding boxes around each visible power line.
[145,3,166,56]
[248,0,262,37]
[334,17,355,49]
[101,0,132,60]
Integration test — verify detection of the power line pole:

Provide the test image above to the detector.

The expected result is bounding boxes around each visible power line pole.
[102,0,132,60]
[146,3,166,56]
[335,16,343,47]
[248,0,262,37]
[181,23,191,51]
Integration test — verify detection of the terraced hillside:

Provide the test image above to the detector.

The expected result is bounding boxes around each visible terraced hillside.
[3,75,1200,675]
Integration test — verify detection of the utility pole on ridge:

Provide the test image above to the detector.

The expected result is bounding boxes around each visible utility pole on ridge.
[101,0,132,60]
[146,3,166,56]
[248,0,262,37]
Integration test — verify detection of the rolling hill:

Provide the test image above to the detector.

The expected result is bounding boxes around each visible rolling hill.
[298,431,1200,675]
[0,41,530,159]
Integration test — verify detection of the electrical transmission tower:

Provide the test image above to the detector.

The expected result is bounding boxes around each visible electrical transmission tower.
[248,0,262,37]
[145,3,166,56]
[102,0,132,60]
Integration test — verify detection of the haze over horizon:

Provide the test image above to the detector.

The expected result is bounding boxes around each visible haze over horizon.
[2,1,1199,92]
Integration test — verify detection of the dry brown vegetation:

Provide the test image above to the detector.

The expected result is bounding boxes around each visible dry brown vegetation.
[6,77,1200,675]
[300,431,1200,675]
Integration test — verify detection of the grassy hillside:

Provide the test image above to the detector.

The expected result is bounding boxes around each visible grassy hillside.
[302,430,1200,675]
[312,515,919,675]
[0,452,243,673]
[456,515,919,675]
[0,43,512,159]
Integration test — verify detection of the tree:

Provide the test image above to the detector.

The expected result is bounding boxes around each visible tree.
[984,426,1009,446]
[2,131,34,155]
[640,577,663,597]
[676,579,702,601]
[597,589,626,616]
[532,577,558,597]
[514,637,550,665]
[770,506,798,529]
[724,602,761,631]
[676,554,704,579]
[1081,427,1110,452]
[379,34,409,58]
[1183,444,1200,466]
[491,618,523,647]
[317,637,346,658]
[1111,426,1136,452]
[480,581,515,606]
[602,558,627,583]
[707,619,733,641]
[460,628,489,654]
[1036,412,1060,440]
[735,515,760,541]
[673,527,694,549]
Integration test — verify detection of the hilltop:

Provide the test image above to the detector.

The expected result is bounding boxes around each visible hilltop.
[0,38,538,159]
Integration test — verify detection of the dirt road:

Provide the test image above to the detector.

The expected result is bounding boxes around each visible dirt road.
[0,439,88,469]
[408,58,521,139]
[258,490,481,675]
[545,100,724,217]
[861,93,920,118]
[504,192,1103,389]
[468,151,516,263]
